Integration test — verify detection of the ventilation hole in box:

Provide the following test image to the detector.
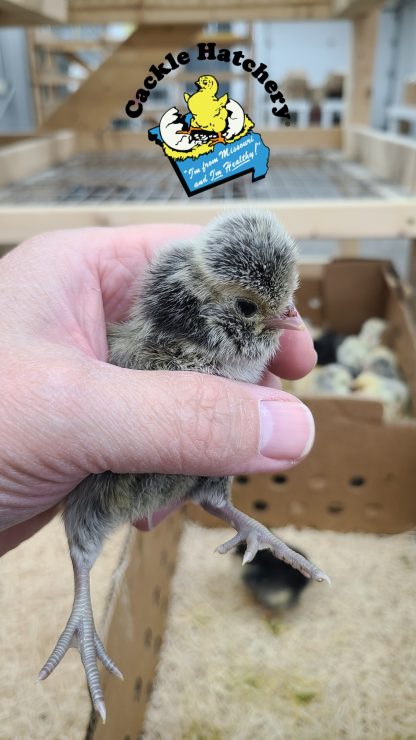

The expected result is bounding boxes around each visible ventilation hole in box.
[349,476,366,488]
[235,475,249,484]
[253,499,268,511]
[134,677,142,702]
[327,501,344,514]
[124,736,131,740]
[290,500,305,516]
[154,635,162,654]
[365,503,382,520]
[272,474,287,485]
[153,585,161,606]
[146,681,154,700]
[160,549,168,566]
[144,627,153,648]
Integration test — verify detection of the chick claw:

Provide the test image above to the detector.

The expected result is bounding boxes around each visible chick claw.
[38,561,123,724]
[201,500,331,584]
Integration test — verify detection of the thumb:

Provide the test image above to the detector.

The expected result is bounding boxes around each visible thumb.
[76,362,315,477]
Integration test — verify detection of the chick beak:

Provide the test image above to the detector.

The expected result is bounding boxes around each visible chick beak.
[265,305,305,332]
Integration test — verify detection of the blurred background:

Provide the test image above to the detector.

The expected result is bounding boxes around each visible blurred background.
[0,0,416,276]
[0,0,415,285]
[0,2,416,739]
[1,3,416,135]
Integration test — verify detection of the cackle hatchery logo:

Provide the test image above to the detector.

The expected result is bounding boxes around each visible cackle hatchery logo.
[125,42,291,197]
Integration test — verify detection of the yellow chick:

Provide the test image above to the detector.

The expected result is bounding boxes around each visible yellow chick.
[352,371,410,420]
[184,75,229,144]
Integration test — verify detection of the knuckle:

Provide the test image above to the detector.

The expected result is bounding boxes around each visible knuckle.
[172,375,256,470]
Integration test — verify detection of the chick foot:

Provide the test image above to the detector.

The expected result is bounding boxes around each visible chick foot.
[38,559,122,723]
[209,133,226,145]
[201,500,330,584]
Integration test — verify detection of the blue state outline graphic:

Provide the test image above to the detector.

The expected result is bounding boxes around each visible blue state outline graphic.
[148,113,270,197]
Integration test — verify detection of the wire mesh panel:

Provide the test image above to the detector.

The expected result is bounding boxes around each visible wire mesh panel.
[0,150,391,204]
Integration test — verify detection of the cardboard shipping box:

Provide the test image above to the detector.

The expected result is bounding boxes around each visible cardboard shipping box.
[89,259,416,739]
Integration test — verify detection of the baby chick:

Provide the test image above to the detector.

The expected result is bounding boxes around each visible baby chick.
[336,318,388,377]
[314,330,344,366]
[336,335,368,376]
[363,346,401,379]
[39,210,330,722]
[359,317,387,349]
[235,542,310,610]
[314,363,353,394]
[286,363,352,398]
[352,371,410,420]
[184,75,229,144]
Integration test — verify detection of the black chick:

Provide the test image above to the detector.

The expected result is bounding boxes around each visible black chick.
[314,331,344,366]
[235,542,310,610]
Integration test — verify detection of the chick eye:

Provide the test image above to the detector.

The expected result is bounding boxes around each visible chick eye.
[236,299,258,318]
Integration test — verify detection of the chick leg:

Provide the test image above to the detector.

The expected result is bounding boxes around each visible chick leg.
[38,553,122,723]
[39,473,126,723]
[201,499,330,584]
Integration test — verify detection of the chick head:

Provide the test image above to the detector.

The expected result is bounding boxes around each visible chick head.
[336,335,367,376]
[314,363,352,395]
[191,209,301,365]
[364,345,400,379]
[196,75,218,94]
[359,317,387,349]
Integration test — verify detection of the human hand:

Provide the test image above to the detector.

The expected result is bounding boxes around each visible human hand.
[0,225,316,555]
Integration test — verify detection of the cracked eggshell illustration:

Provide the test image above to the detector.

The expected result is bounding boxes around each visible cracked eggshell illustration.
[224,99,245,139]
[159,107,198,151]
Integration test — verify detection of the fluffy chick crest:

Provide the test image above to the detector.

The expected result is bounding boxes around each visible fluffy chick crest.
[196,209,299,313]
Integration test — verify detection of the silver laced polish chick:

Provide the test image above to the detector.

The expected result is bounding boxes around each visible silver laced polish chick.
[39,209,330,722]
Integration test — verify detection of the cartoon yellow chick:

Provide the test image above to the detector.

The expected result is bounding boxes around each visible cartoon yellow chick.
[183,75,229,144]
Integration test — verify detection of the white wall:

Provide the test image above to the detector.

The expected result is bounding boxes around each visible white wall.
[252,20,350,126]
[371,7,397,130]
[392,0,416,104]
[0,29,35,133]
[371,0,416,130]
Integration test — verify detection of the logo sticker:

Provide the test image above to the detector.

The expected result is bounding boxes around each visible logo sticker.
[148,74,270,197]
[126,44,291,197]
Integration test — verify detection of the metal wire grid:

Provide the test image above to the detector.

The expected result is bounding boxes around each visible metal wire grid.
[0,150,385,204]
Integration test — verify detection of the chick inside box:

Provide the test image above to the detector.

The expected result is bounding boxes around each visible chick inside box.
[94,257,416,739]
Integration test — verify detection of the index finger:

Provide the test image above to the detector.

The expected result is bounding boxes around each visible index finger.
[270,321,317,380]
